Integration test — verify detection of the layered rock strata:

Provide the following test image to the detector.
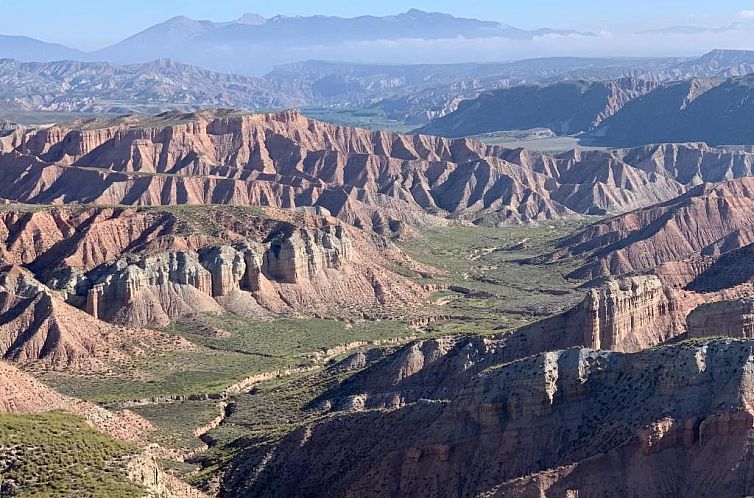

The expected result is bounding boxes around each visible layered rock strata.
[547,177,754,282]
[0,205,428,327]
[3,111,754,227]
[687,299,754,339]
[224,340,754,498]
[0,264,194,372]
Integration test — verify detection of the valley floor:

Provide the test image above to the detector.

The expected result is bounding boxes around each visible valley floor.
[35,220,591,491]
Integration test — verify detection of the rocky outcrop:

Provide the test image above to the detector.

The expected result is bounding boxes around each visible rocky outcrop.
[127,450,210,498]
[317,275,711,414]
[418,72,754,148]
[581,276,694,351]
[687,299,754,339]
[0,205,428,326]
[4,111,754,228]
[78,224,418,324]
[0,58,293,114]
[0,265,194,372]
[224,340,754,498]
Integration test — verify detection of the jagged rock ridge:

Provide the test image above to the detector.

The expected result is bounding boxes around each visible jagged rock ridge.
[4,111,754,227]
[548,177,754,281]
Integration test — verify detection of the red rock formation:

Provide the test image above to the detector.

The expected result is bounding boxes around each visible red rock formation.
[4,111,754,228]
[0,265,194,372]
[687,299,754,338]
[549,178,754,281]
[0,205,429,327]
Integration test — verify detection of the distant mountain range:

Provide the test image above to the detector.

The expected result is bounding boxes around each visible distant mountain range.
[0,10,592,74]
[0,35,86,62]
[587,76,754,146]
[0,58,294,114]
[416,78,661,137]
[268,57,681,114]
[1,50,752,122]
[416,50,754,146]
[640,21,754,35]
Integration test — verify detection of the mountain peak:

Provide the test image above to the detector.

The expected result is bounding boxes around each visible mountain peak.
[401,9,446,19]
[164,15,197,24]
[236,13,266,25]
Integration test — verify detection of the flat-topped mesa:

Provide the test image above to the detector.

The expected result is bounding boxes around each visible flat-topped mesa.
[687,299,754,339]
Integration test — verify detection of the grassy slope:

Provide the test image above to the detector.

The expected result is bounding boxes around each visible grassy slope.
[0,411,143,498]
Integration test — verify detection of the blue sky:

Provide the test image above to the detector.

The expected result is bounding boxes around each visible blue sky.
[3,0,752,50]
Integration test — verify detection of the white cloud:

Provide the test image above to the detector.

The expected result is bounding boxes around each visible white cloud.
[738,10,754,19]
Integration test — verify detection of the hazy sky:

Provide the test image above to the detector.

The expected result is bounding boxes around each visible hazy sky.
[3,0,752,50]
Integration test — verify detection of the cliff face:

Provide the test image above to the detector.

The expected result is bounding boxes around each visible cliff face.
[0,110,572,226]
[80,225,395,326]
[0,265,194,372]
[581,276,694,351]
[587,76,754,147]
[687,299,754,339]
[319,274,744,416]
[0,205,428,327]
[225,340,754,498]
[4,111,754,228]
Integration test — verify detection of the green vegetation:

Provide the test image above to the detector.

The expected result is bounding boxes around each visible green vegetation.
[21,208,596,491]
[301,107,414,133]
[190,367,353,488]
[398,221,591,334]
[44,347,289,404]
[168,315,414,358]
[132,400,222,451]
[0,411,143,498]
[44,316,414,404]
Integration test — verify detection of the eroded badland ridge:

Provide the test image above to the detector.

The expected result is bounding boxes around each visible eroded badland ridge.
[4,108,754,498]
[4,110,754,228]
